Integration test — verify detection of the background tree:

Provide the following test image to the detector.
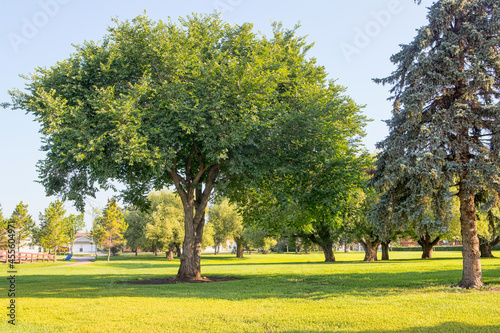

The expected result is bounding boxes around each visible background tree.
[65,213,85,254]
[39,200,70,254]
[372,0,500,289]
[144,191,184,260]
[9,14,366,280]
[409,199,460,259]
[475,190,500,258]
[208,198,243,255]
[202,222,214,256]
[92,198,127,262]
[8,202,35,251]
[0,204,6,249]
[347,188,382,262]
[124,207,148,256]
[241,150,369,262]
[242,228,277,254]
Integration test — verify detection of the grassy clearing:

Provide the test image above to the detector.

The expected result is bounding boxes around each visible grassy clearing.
[2,251,499,332]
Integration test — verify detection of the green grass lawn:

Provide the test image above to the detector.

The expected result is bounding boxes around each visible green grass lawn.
[2,251,499,332]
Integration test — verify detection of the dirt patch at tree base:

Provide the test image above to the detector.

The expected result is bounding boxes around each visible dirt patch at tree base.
[118,276,240,285]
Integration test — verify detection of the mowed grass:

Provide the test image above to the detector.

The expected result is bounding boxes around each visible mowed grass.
[2,251,499,332]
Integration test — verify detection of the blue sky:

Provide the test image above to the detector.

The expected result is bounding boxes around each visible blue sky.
[0,0,431,229]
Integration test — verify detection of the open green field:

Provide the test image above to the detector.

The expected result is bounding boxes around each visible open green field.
[2,251,500,332]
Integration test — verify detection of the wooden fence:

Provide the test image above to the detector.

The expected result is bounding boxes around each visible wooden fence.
[0,250,56,263]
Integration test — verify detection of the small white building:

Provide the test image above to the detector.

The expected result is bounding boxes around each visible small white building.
[18,238,44,253]
[70,233,96,254]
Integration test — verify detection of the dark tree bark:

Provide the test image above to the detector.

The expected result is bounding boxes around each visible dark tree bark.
[381,241,390,260]
[235,237,244,258]
[479,242,494,258]
[480,236,499,258]
[175,246,182,258]
[361,238,380,262]
[457,189,483,289]
[321,243,335,262]
[173,165,219,281]
[307,221,335,262]
[135,249,138,256]
[417,233,440,259]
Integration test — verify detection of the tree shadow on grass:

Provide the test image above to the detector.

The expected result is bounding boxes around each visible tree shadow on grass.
[282,322,500,333]
[16,267,500,300]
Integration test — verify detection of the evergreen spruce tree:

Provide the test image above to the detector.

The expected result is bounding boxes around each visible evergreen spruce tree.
[373,0,500,288]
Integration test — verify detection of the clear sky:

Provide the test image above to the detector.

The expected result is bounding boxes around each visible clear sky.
[0,0,432,229]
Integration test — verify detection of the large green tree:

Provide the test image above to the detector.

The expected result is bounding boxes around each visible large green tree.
[10,14,366,279]
[373,0,500,288]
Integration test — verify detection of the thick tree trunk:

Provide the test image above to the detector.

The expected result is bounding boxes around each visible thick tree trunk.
[177,192,206,280]
[173,165,218,281]
[176,246,182,258]
[177,209,203,280]
[421,244,433,259]
[235,237,244,258]
[418,233,440,259]
[457,189,483,288]
[166,246,174,260]
[361,239,380,262]
[321,243,335,262]
[135,249,138,256]
[381,241,390,260]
